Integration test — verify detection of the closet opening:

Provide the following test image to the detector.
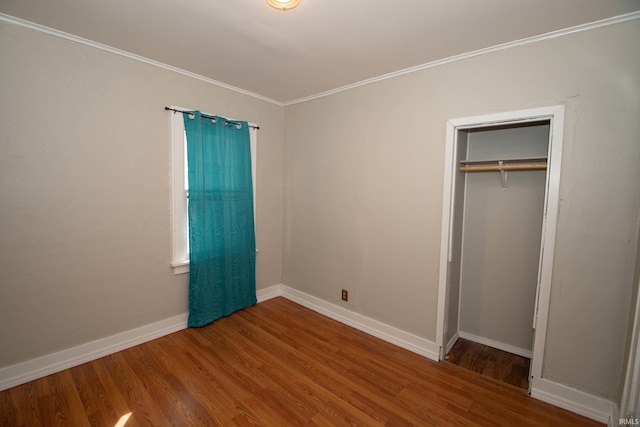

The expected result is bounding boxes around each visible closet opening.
[436,106,565,394]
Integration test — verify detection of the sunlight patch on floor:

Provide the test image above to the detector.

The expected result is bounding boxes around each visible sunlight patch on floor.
[115,412,132,427]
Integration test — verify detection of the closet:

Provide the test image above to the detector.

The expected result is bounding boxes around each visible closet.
[444,120,550,388]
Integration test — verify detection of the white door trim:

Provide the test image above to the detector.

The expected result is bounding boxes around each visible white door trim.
[436,105,565,382]
[620,268,640,419]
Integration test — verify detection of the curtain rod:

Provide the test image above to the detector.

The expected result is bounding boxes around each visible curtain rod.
[164,107,260,130]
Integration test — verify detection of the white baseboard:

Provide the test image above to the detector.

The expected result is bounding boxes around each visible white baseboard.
[445,331,459,355]
[256,283,282,302]
[458,331,533,359]
[0,313,188,392]
[280,285,440,361]
[0,285,284,391]
[0,283,438,391]
[531,377,615,424]
[1,281,617,427]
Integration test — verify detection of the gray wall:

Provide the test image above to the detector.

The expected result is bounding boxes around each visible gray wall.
[0,21,284,368]
[1,15,639,403]
[283,19,640,399]
[458,124,549,352]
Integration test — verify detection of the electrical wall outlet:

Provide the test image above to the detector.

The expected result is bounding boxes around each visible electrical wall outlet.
[341,289,348,301]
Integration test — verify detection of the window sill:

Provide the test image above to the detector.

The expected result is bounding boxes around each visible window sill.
[171,260,190,275]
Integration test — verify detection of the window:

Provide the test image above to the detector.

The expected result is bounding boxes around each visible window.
[170,108,257,274]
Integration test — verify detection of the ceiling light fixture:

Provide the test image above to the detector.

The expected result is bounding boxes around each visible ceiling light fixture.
[266,0,301,11]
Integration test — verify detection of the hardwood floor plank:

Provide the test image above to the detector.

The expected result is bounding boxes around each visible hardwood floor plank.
[395,387,479,426]
[157,344,252,425]
[33,370,91,427]
[0,297,604,426]
[120,343,218,426]
[228,309,394,425]
[174,328,284,425]
[224,313,382,425]
[70,362,121,426]
[446,338,530,389]
[89,357,147,427]
[162,335,259,417]
[97,353,171,426]
[0,386,19,427]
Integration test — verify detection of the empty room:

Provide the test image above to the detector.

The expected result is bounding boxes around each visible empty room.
[1,1,640,426]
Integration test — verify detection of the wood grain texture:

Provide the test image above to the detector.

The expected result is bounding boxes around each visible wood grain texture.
[0,298,603,426]
[446,338,531,390]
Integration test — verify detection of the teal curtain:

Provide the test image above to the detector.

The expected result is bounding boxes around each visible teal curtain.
[184,111,256,327]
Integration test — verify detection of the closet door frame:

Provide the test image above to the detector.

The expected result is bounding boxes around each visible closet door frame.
[436,105,565,383]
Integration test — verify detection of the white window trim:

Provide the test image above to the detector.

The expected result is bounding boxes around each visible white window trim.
[170,107,257,275]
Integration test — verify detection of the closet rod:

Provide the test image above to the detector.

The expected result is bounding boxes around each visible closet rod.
[459,162,547,172]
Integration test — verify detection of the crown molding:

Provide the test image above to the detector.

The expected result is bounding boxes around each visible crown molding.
[2,10,638,107]
[284,10,640,106]
[0,13,284,107]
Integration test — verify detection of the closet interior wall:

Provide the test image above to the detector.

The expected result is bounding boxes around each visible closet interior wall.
[452,122,550,357]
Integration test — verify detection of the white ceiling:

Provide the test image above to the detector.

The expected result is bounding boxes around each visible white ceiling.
[1,0,639,104]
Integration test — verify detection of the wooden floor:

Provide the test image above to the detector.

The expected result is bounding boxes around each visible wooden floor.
[446,338,531,390]
[0,297,603,426]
